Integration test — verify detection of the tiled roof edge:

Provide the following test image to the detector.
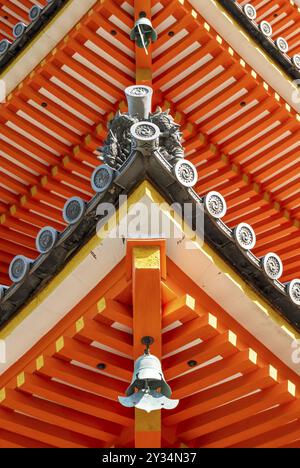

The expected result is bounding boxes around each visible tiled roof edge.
[218,0,300,81]
[0,0,68,73]
[0,151,299,331]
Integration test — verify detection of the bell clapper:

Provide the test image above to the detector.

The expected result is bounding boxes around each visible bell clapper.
[137,23,149,56]
[144,379,151,394]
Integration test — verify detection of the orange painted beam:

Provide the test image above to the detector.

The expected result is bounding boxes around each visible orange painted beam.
[162,294,199,328]
[195,382,297,448]
[1,387,121,443]
[162,313,219,355]
[0,429,53,448]
[132,244,163,358]
[19,372,133,427]
[164,330,238,380]
[170,347,259,400]
[55,336,132,382]
[0,406,102,448]
[179,380,295,442]
[0,261,128,388]
[36,356,126,402]
[165,364,276,426]
[95,297,133,329]
[75,318,133,357]
[131,241,164,448]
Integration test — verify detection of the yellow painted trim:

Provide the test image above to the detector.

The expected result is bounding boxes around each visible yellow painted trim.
[288,381,296,396]
[0,180,299,345]
[75,317,85,333]
[97,297,106,314]
[16,372,25,388]
[133,246,161,270]
[249,349,257,365]
[269,365,278,381]
[229,330,237,346]
[186,294,196,310]
[55,336,64,353]
[208,313,217,330]
[36,355,44,371]
[136,67,152,82]
[180,443,189,448]
[0,388,6,403]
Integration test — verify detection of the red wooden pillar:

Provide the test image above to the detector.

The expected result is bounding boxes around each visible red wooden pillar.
[127,240,165,448]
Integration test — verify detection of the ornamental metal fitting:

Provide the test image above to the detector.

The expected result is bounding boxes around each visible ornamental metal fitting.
[63,196,86,225]
[233,223,256,251]
[9,255,32,283]
[125,85,153,120]
[286,279,300,306]
[130,121,160,156]
[91,164,115,193]
[173,159,198,188]
[98,87,185,169]
[204,191,227,219]
[243,4,257,20]
[36,226,58,254]
[261,252,283,281]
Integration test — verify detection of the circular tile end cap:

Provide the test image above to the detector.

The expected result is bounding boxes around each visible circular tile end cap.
[9,255,32,283]
[243,4,257,20]
[204,191,227,219]
[63,196,86,225]
[174,159,198,188]
[261,252,283,280]
[91,164,115,193]
[234,223,256,250]
[36,226,58,254]
[287,279,300,306]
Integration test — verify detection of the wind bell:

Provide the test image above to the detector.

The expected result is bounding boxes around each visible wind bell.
[118,337,179,413]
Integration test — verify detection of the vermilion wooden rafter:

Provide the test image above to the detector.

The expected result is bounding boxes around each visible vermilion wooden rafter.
[164,107,300,279]
[0,0,137,283]
[2,251,300,447]
[130,239,163,447]
[0,0,298,285]
[151,0,300,282]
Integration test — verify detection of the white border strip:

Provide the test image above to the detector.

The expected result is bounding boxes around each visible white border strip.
[1,0,98,96]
